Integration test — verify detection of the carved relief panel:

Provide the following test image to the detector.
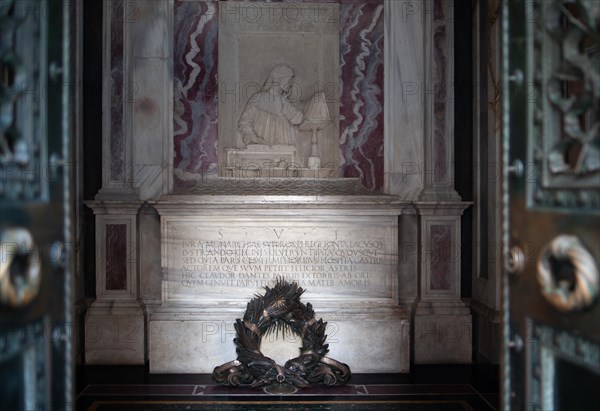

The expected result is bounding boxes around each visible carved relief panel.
[218,1,340,178]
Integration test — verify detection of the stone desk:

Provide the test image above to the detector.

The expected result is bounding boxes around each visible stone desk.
[149,178,411,374]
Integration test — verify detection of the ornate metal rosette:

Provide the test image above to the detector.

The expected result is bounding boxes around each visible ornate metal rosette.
[527,0,600,212]
[537,235,599,311]
[213,279,351,390]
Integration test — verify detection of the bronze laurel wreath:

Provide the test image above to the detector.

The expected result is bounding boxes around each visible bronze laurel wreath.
[213,278,351,388]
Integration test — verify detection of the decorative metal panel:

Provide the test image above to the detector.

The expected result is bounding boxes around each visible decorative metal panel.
[0,0,48,202]
[526,319,600,410]
[0,0,72,409]
[527,0,599,212]
[503,1,600,410]
[0,317,49,410]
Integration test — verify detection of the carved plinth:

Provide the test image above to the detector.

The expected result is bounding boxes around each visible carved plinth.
[226,145,296,168]
[149,179,411,373]
[413,201,473,364]
[84,201,145,365]
[223,144,336,178]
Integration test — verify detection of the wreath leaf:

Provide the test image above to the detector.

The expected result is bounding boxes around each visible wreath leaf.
[213,278,351,388]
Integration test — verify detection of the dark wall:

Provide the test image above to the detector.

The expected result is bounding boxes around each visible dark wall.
[454,1,473,299]
[82,0,103,298]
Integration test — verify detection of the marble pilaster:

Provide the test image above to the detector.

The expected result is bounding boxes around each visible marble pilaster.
[85,0,173,365]
[131,0,173,200]
[84,202,144,364]
[413,202,472,364]
[419,0,460,201]
[98,0,136,200]
[383,0,424,200]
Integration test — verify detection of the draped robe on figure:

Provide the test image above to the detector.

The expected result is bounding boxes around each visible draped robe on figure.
[238,89,304,147]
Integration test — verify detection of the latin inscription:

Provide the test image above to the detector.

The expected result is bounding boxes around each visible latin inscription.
[180,239,384,289]
[164,222,396,301]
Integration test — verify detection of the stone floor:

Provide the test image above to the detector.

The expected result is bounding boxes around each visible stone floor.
[75,365,499,411]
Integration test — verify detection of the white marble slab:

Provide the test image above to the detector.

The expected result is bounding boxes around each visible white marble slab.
[149,192,410,373]
[149,308,409,373]
[161,215,397,305]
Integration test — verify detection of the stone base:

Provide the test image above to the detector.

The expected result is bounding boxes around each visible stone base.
[225,145,296,170]
[471,301,501,364]
[222,145,337,178]
[149,305,410,374]
[308,156,321,169]
[84,302,145,365]
[413,311,472,364]
[221,166,336,179]
[151,181,410,373]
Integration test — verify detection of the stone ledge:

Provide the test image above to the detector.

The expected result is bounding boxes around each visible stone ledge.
[149,316,410,374]
[149,303,409,322]
[171,177,379,196]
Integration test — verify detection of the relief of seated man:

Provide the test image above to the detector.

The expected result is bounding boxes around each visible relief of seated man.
[238,64,304,148]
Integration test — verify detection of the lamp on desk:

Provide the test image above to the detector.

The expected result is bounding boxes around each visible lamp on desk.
[299,91,331,169]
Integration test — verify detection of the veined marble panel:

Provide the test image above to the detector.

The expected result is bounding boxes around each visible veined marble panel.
[433,0,448,185]
[340,0,384,191]
[105,224,127,290]
[173,0,219,188]
[430,224,451,290]
[172,0,385,191]
[110,0,125,181]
